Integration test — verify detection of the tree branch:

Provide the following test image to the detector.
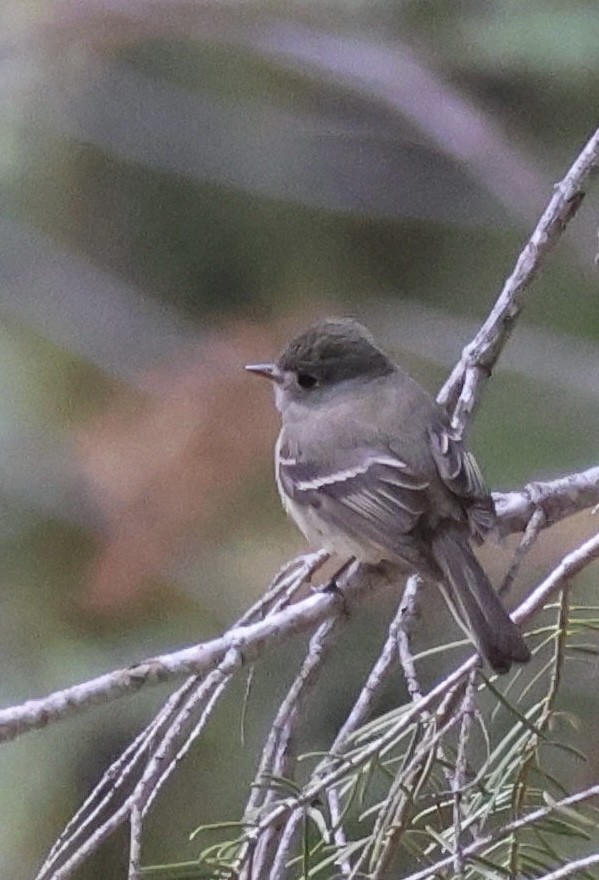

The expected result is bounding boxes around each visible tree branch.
[438,125,599,430]
[3,463,599,748]
[493,465,599,533]
[402,780,599,880]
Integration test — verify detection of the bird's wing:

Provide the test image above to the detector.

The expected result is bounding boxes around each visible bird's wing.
[278,450,430,556]
[428,423,495,535]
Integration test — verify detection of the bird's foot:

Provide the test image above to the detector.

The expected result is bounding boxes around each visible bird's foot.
[315,558,355,595]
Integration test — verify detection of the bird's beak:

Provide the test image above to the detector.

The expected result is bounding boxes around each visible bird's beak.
[244,362,283,383]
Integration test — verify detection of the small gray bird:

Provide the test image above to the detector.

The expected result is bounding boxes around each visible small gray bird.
[246,318,530,673]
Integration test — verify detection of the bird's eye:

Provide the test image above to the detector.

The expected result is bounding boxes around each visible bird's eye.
[297,372,318,389]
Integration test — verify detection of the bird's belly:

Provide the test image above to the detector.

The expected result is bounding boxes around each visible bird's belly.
[277,483,385,563]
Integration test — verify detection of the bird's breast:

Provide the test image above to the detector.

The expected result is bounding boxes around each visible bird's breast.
[274,432,386,562]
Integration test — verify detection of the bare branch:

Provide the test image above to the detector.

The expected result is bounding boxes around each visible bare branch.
[136,647,242,819]
[128,806,142,880]
[240,617,343,878]
[366,704,464,879]
[395,575,424,702]
[438,125,599,430]
[499,506,546,596]
[325,788,352,879]
[515,530,599,625]
[534,853,599,880]
[451,670,478,879]
[265,590,409,878]
[509,586,570,875]
[36,675,199,879]
[0,555,347,745]
[265,810,303,880]
[493,465,599,533]
[3,466,599,750]
[329,598,404,751]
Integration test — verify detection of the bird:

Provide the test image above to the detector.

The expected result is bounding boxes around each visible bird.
[245,318,530,674]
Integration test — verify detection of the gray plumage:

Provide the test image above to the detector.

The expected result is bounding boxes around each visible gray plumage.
[247,318,530,674]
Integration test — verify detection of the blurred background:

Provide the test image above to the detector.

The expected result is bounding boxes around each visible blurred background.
[1,1,599,876]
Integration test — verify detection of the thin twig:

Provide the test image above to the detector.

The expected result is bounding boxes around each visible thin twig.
[264,593,408,879]
[508,587,570,877]
[499,506,546,596]
[366,708,464,879]
[403,778,599,880]
[242,617,343,879]
[128,805,142,880]
[514,530,599,624]
[330,600,404,753]
[364,576,439,876]
[326,787,352,879]
[533,852,599,880]
[137,647,243,819]
[36,675,199,879]
[451,670,478,879]
[265,809,303,880]
[40,799,134,880]
[396,575,423,702]
[438,125,599,430]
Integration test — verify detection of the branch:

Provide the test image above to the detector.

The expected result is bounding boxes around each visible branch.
[493,465,599,533]
[238,616,343,879]
[514,529,599,624]
[535,853,599,880]
[451,670,478,879]
[2,464,599,747]
[0,554,345,745]
[225,526,599,854]
[402,780,599,880]
[437,125,599,430]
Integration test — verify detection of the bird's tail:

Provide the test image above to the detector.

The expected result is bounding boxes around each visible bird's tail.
[430,527,530,674]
